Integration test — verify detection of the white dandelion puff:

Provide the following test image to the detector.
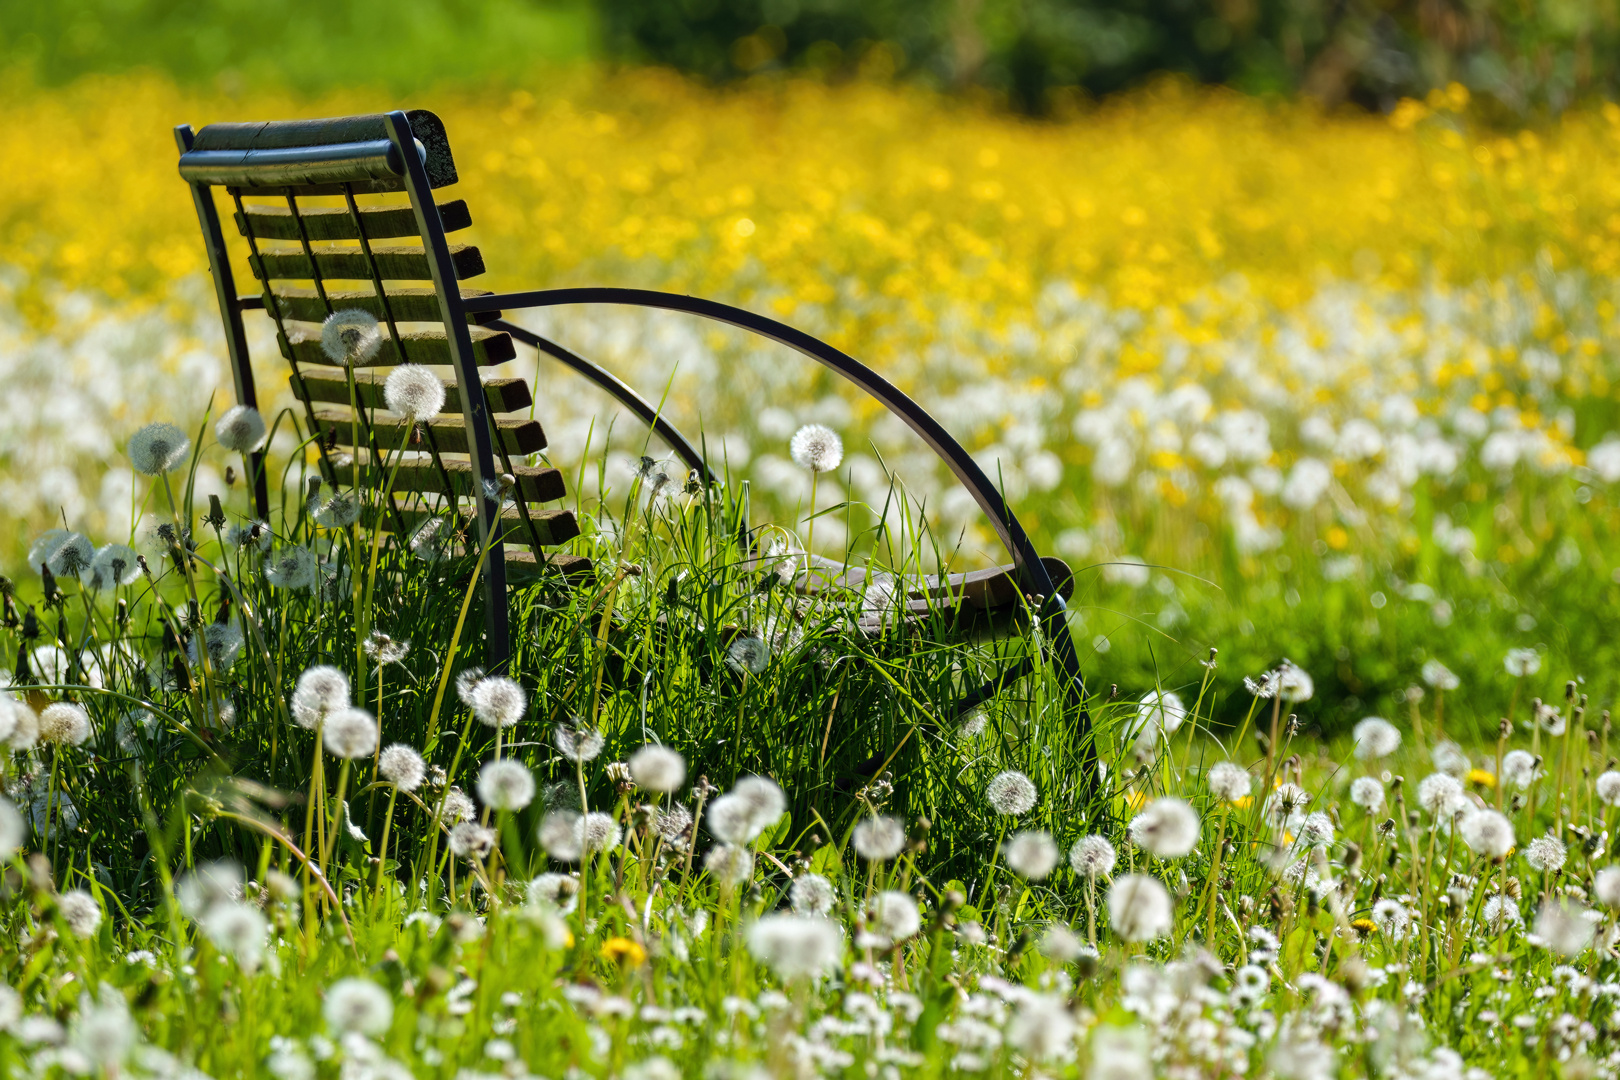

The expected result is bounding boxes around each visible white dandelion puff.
[89,544,142,588]
[747,914,844,981]
[322,708,378,760]
[264,547,318,590]
[1069,835,1117,879]
[705,843,755,887]
[383,364,446,421]
[1206,761,1252,803]
[985,770,1037,815]
[1534,899,1594,956]
[323,977,393,1036]
[58,889,102,938]
[471,677,526,729]
[1595,770,1620,806]
[1500,749,1539,791]
[1524,835,1566,873]
[628,745,686,793]
[319,310,384,366]
[38,703,92,747]
[46,533,95,579]
[127,422,192,475]
[477,759,535,812]
[1503,647,1541,677]
[1371,899,1411,941]
[1416,773,1467,820]
[291,665,350,730]
[1421,659,1460,690]
[1107,875,1172,941]
[1003,830,1059,880]
[851,816,907,862]
[215,405,267,453]
[868,890,921,945]
[725,635,770,676]
[1128,797,1201,859]
[1460,809,1515,860]
[1349,776,1385,813]
[789,424,843,473]
[1352,716,1402,760]
[449,822,496,861]
[789,873,836,916]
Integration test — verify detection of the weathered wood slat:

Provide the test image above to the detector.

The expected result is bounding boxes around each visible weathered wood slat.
[282,320,515,368]
[235,199,471,241]
[267,285,499,325]
[330,452,566,504]
[249,243,483,281]
[388,504,581,548]
[507,549,593,582]
[292,369,532,414]
[311,408,546,456]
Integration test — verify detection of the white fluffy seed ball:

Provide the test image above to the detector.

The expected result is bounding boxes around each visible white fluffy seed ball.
[322,708,378,760]
[1460,809,1515,860]
[985,770,1037,815]
[127,422,192,476]
[378,744,426,791]
[1206,761,1252,803]
[323,977,393,1036]
[38,703,92,747]
[1352,717,1402,760]
[851,816,907,862]
[215,405,267,453]
[319,310,383,366]
[628,745,686,793]
[789,423,843,474]
[1069,835,1117,880]
[1108,874,1173,942]
[383,364,446,421]
[1003,830,1059,880]
[1127,797,1201,859]
[477,759,536,812]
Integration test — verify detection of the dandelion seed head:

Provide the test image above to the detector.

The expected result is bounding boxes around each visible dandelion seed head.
[868,890,920,945]
[201,900,268,969]
[477,759,535,812]
[1128,797,1201,859]
[789,424,843,473]
[1481,894,1522,934]
[1595,770,1620,806]
[747,913,844,981]
[322,707,377,760]
[323,977,393,1037]
[1069,835,1117,879]
[1421,659,1460,690]
[291,667,354,733]
[1431,740,1470,778]
[314,492,359,529]
[215,405,267,453]
[0,797,23,860]
[790,873,836,916]
[439,788,475,826]
[1500,749,1539,791]
[38,703,92,747]
[1534,899,1594,956]
[554,724,604,760]
[58,889,102,938]
[319,310,383,366]
[265,547,318,591]
[527,872,579,913]
[363,632,410,666]
[1005,993,1076,1063]
[127,422,192,475]
[1107,874,1172,942]
[628,745,686,793]
[383,364,446,422]
[90,544,141,588]
[1416,773,1467,820]
[985,770,1037,815]
[1134,689,1187,742]
[707,777,787,844]
[175,859,243,918]
[1460,809,1515,859]
[469,676,526,729]
[455,667,486,707]
[1206,761,1252,802]
[705,843,755,887]
[538,810,620,861]
[1525,835,1566,873]
[449,822,496,861]
[1371,899,1411,941]
[1352,717,1402,760]
[1275,659,1313,702]
[1350,776,1385,812]
[46,533,95,579]
[1593,866,1620,909]
[1503,647,1541,677]
[726,635,770,676]
[851,816,906,862]
[1003,830,1059,880]
[655,803,694,847]
[1297,811,1334,847]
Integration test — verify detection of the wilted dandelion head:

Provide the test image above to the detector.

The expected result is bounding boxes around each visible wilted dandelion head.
[1500,749,1539,791]
[790,873,836,916]
[215,405,267,453]
[90,544,141,589]
[319,310,383,366]
[477,759,535,812]
[314,492,359,529]
[265,547,318,591]
[291,665,351,730]
[704,843,755,887]
[1128,797,1201,859]
[527,872,580,914]
[1371,899,1411,941]
[323,708,377,760]
[1297,811,1334,848]
[554,724,604,761]
[374,748,421,790]
[1421,659,1460,690]
[985,770,1037,815]
[1460,809,1515,860]
[851,816,907,862]
[1533,899,1594,956]
[628,745,686,793]
[1069,835,1117,880]
[789,424,843,473]
[747,913,844,981]
[655,803,694,848]
[725,635,770,676]
[383,364,446,421]
[363,631,410,666]
[1349,776,1385,813]
[323,977,393,1036]
[1503,647,1541,677]
[1352,717,1401,760]
[1524,834,1566,873]
[58,889,102,938]
[1416,773,1467,820]
[1003,830,1059,880]
[38,703,92,747]
[868,890,920,945]
[1206,761,1252,803]
[449,822,496,861]
[471,676,526,729]
[127,422,192,475]
[1107,874,1172,942]
[1595,770,1620,806]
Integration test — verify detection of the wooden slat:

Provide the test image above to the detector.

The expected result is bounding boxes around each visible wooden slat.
[508,550,593,582]
[282,321,515,368]
[392,504,581,548]
[743,555,1074,608]
[235,199,471,241]
[249,243,484,281]
[267,286,500,325]
[330,452,566,504]
[292,369,533,414]
[311,408,546,456]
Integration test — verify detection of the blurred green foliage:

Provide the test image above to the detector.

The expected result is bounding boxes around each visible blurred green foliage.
[598,0,1620,116]
[0,0,593,92]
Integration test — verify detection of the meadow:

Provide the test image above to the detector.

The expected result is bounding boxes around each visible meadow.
[0,62,1619,1078]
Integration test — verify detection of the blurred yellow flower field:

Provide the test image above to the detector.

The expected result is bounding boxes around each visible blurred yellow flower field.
[3,68,1619,703]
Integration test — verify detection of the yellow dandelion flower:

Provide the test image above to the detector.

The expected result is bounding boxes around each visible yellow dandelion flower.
[600,936,647,967]
[1351,918,1378,937]
[1466,769,1496,788]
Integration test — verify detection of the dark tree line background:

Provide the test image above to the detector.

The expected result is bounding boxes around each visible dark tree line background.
[598,0,1620,116]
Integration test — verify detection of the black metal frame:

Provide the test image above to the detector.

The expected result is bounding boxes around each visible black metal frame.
[177,109,1092,769]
